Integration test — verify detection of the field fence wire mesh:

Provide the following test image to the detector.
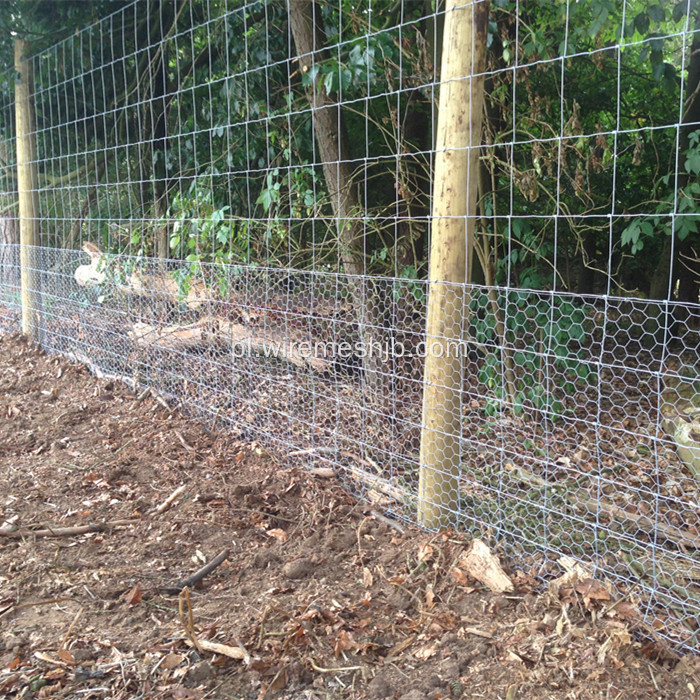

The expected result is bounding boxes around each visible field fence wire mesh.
[0,0,698,651]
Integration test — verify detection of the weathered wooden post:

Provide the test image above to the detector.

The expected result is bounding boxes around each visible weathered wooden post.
[14,38,40,341]
[418,0,489,529]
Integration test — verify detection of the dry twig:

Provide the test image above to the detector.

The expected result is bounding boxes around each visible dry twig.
[152,484,186,515]
[0,519,138,539]
[160,548,230,595]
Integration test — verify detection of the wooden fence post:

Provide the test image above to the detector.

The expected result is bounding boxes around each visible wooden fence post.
[14,37,40,341]
[418,0,489,529]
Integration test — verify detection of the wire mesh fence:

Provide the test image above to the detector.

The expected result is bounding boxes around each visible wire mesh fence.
[0,0,699,651]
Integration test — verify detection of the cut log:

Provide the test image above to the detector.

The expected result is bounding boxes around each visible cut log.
[217,318,330,372]
[127,270,208,310]
[127,315,331,372]
[128,317,219,350]
[455,539,513,593]
[73,241,208,309]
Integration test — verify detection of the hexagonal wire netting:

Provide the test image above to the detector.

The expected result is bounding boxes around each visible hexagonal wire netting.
[0,0,698,651]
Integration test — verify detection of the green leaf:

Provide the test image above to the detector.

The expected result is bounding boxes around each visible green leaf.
[648,5,664,23]
[323,67,340,94]
[652,60,665,81]
[672,0,691,23]
[676,216,699,240]
[633,12,650,35]
[685,152,700,175]
[621,220,640,248]
[301,64,320,87]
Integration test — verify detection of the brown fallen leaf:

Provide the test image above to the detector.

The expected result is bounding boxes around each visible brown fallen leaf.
[171,688,202,699]
[425,585,435,610]
[4,656,20,671]
[334,629,358,656]
[414,641,439,661]
[124,585,142,606]
[38,681,63,697]
[418,543,435,563]
[264,665,288,694]
[161,652,184,669]
[450,567,468,586]
[267,528,289,543]
[56,649,75,665]
[575,578,611,609]
[385,634,416,660]
[611,602,638,621]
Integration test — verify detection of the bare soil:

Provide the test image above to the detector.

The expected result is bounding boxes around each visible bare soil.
[0,332,697,699]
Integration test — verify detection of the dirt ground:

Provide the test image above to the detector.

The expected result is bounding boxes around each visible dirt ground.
[0,332,697,700]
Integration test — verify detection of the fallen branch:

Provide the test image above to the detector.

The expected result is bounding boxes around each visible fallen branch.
[370,509,406,535]
[308,467,336,479]
[160,548,230,595]
[0,597,72,620]
[152,484,186,515]
[289,446,409,507]
[307,658,363,673]
[508,464,699,550]
[60,607,83,652]
[0,518,138,539]
[62,351,137,391]
[178,585,250,663]
[128,315,331,372]
[182,636,248,661]
[128,317,218,350]
[178,587,202,653]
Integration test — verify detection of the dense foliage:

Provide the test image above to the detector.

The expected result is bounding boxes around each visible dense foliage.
[0,0,698,303]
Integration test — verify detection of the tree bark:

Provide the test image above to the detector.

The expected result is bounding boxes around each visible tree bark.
[290,0,393,405]
[675,11,700,305]
[148,0,172,259]
[288,0,363,275]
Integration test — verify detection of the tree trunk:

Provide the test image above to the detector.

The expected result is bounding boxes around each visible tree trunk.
[675,11,700,305]
[288,0,363,275]
[418,0,489,529]
[0,213,20,293]
[289,0,390,405]
[149,0,172,259]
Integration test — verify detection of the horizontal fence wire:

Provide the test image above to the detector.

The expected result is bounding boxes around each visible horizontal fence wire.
[0,0,699,651]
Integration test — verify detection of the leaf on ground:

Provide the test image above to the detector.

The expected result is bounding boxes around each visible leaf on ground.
[575,578,611,608]
[414,641,439,661]
[124,585,142,606]
[56,649,74,665]
[267,528,289,543]
[334,629,358,656]
[264,666,288,693]
[4,656,21,671]
[417,543,434,563]
[162,652,184,670]
[450,567,468,586]
[610,602,638,621]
